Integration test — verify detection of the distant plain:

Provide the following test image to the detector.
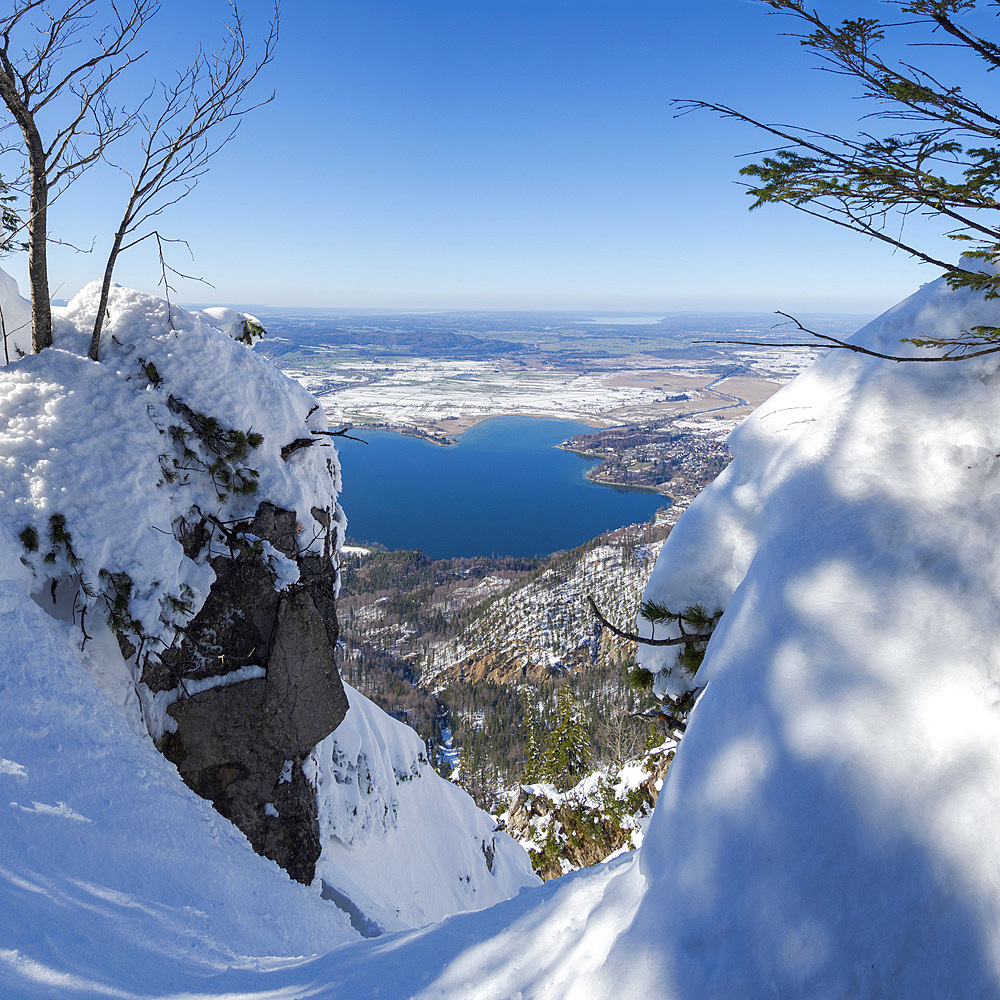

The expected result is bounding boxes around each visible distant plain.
[253,309,868,440]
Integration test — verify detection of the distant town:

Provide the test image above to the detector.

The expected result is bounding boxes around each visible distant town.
[559,419,731,508]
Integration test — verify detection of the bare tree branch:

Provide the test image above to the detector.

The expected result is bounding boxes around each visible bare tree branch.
[89,1,278,359]
[0,0,158,351]
[310,427,369,444]
[586,595,713,647]
[696,311,1000,363]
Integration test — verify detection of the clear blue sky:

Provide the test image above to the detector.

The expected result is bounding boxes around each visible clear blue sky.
[2,0,962,313]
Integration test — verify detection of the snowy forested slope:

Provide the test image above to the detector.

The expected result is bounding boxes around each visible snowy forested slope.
[5,264,1000,998]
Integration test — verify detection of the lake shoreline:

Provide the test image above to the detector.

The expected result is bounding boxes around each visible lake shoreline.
[339,411,612,448]
[333,416,666,558]
[343,413,684,498]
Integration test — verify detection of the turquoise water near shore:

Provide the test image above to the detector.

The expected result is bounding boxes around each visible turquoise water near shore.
[335,416,667,558]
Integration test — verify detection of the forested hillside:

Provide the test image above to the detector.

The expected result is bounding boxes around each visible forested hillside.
[337,517,675,810]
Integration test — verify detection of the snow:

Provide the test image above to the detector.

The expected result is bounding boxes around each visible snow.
[1,279,342,608]
[0,275,345,738]
[307,683,538,935]
[0,269,31,360]
[625,266,1000,996]
[436,718,460,773]
[281,350,796,438]
[0,272,542,997]
[307,357,670,426]
[6,265,1000,996]
[142,663,268,740]
[0,525,358,998]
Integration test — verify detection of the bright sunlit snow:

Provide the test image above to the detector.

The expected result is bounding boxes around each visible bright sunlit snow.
[4,266,1000,997]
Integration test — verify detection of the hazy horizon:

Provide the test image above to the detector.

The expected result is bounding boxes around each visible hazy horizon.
[3,0,940,321]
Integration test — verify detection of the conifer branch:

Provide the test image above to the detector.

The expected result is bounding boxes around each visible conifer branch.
[586,595,713,647]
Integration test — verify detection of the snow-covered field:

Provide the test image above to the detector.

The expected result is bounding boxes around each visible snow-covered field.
[286,356,695,427]
[281,350,808,437]
[4,264,1000,997]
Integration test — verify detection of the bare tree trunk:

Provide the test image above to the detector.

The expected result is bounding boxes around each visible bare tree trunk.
[89,225,126,361]
[0,70,51,352]
[1,299,8,366]
[0,2,275,360]
[26,146,52,352]
[0,1,162,356]
[86,4,278,361]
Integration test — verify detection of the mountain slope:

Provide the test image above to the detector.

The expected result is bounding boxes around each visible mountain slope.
[5,264,1000,998]
[618,266,1000,997]
[310,683,536,934]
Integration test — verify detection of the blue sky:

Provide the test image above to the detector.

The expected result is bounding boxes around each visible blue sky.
[2,0,965,313]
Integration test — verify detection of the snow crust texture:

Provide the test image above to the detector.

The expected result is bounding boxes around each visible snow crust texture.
[626,272,1000,997]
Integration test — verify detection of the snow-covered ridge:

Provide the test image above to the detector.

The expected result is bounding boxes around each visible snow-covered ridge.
[417,531,667,687]
[623,270,1000,995]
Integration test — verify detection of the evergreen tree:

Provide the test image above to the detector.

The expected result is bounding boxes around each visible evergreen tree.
[540,686,592,789]
[519,688,546,783]
[682,1,1000,360]
[522,724,543,784]
[0,178,21,257]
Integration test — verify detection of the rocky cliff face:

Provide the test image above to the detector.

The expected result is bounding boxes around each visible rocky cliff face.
[153,502,348,884]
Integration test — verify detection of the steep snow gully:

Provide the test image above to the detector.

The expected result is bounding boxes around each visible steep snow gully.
[4,267,1000,997]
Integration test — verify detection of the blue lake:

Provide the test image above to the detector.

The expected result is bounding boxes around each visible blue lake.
[335,416,667,558]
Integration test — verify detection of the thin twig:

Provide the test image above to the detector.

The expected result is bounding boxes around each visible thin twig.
[311,427,368,444]
[695,311,1000,363]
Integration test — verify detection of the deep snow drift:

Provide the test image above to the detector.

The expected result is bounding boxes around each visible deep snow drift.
[5,266,1000,998]
[0,274,536,997]
[308,684,537,934]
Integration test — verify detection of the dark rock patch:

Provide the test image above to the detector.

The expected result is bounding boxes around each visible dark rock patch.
[155,502,347,884]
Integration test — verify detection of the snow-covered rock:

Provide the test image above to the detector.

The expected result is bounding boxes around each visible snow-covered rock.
[0,274,352,880]
[0,277,344,658]
[0,273,538,989]
[0,525,358,995]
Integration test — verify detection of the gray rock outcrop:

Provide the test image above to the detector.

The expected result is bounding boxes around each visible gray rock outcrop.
[153,502,348,884]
